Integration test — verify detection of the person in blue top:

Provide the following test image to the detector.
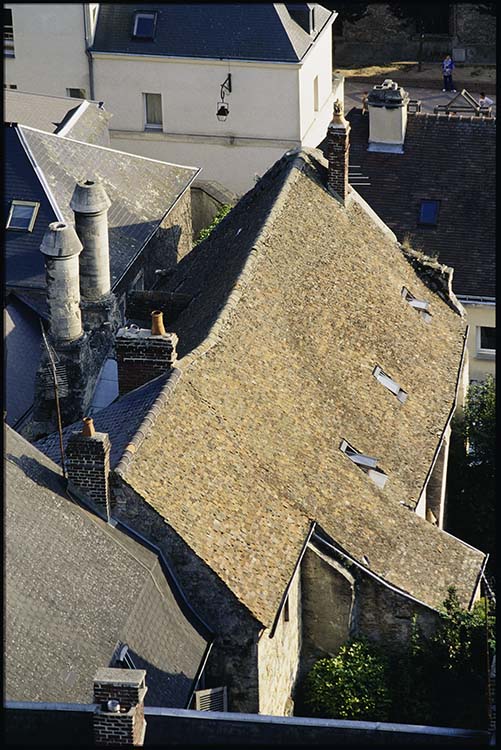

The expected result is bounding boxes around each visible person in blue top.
[442,54,456,92]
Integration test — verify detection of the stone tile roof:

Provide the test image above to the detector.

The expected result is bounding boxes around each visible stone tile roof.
[5,425,210,708]
[344,110,496,299]
[116,150,485,626]
[6,124,199,290]
[34,371,179,471]
[93,3,332,62]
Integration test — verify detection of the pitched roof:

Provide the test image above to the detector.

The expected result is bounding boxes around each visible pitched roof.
[5,124,200,291]
[344,110,496,299]
[5,425,210,708]
[110,148,485,626]
[92,3,333,62]
[4,89,111,144]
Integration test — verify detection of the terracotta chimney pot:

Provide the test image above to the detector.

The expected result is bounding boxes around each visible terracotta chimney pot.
[82,416,96,437]
[151,310,166,336]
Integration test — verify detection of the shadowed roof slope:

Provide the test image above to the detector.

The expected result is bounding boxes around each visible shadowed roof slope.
[116,149,484,626]
[92,3,333,62]
[6,125,199,290]
[5,426,210,708]
[345,110,496,299]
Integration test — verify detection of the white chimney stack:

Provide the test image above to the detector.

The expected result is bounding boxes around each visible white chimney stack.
[367,79,409,153]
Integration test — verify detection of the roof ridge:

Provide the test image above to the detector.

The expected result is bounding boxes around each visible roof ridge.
[114,367,182,478]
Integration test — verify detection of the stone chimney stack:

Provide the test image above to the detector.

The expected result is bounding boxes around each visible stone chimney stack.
[70,179,112,302]
[326,99,351,204]
[367,79,409,153]
[93,668,147,746]
[40,222,83,343]
[115,311,178,396]
[66,417,112,518]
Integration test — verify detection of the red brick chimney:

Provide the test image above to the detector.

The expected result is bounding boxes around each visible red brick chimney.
[115,311,178,396]
[66,417,111,518]
[326,99,351,204]
[93,668,147,746]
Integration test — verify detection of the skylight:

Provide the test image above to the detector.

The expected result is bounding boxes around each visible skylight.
[132,11,157,39]
[373,365,408,404]
[340,439,388,489]
[419,199,440,226]
[401,286,432,323]
[6,200,40,232]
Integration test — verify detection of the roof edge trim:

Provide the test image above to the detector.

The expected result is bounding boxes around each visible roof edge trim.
[56,100,90,137]
[16,125,65,222]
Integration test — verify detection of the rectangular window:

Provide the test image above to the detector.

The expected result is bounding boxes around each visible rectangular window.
[283,596,290,622]
[476,326,495,359]
[373,365,407,404]
[313,75,319,112]
[4,83,17,89]
[4,8,14,57]
[144,92,163,129]
[66,88,86,99]
[133,11,157,39]
[6,200,40,232]
[419,199,440,226]
[401,286,432,323]
[340,439,388,489]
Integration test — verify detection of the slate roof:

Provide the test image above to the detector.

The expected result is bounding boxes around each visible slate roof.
[344,110,496,299]
[4,295,43,429]
[4,89,111,144]
[5,425,210,708]
[110,147,485,626]
[5,124,200,290]
[35,371,178,471]
[92,3,333,62]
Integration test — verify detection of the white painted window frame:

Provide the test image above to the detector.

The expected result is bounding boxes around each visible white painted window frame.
[373,365,408,403]
[476,326,495,360]
[340,439,388,488]
[133,11,157,39]
[6,200,40,232]
[401,286,432,323]
[118,644,136,669]
[143,92,163,130]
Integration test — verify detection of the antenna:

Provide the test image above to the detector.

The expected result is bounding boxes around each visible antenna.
[39,320,67,479]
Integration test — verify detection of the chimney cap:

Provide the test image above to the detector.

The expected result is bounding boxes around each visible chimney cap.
[328,99,349,130]
[40,222,83,258]
[70,178,111,215]
[367,80,409,109]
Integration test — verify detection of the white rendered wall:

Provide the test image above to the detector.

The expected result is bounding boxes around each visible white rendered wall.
[5,3,90,96]
[462,303,496,382]
[298,22,335,147]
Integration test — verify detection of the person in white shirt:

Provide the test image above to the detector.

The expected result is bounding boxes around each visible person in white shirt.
[479,92,494,108]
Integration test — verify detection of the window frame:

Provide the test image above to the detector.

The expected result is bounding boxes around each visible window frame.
[6,200,40,232]
[132,11,157,39]
[373,365,408,404]
[4,8,15,57]
[418,199,440,226]
[401,286,432,323]
[313,75,319,112]
[143,92,163,129]
[340,439,388,489]
[117,644,136,669]
[476,326,495,360]
[66,88,86,99]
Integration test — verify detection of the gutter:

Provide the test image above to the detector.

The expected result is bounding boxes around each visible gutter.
[268,522,316,638]
[113,166,202,291]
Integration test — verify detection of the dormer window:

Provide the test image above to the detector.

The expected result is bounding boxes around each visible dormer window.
[340,439,388,489]
[6,200,40,232]
[373,365,407,404]
[401,286,432,323]
[132,11,157,39]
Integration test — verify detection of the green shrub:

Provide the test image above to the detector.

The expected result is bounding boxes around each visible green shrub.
[195,204,232,245]
[303,639,391,721]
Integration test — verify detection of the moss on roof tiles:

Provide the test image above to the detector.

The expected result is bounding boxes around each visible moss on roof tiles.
[120,149,485,626]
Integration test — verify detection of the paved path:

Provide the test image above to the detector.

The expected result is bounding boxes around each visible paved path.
[345,81,496,116]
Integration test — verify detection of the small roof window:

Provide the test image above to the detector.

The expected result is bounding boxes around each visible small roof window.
[6,200,40,232]
[401,286,432,323]
[373,365,407,404]
[419,199,440,226]
[340,439,388,489]
[132,11,157,39]
[117,644,136,669]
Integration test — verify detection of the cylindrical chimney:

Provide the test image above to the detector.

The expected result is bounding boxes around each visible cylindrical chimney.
[70,179,112,301]
[151,310,166,336]
[40,222,83,343]
[82,416,95,437]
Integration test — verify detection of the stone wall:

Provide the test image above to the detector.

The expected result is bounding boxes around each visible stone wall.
[191,181,238,242]
[111,476,263,714]
[257,570,301,716]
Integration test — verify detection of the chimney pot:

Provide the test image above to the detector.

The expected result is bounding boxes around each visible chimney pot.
[82,416,96,437]
[151,310,166,336]
[40,221,83,259]
[70,179,112,215]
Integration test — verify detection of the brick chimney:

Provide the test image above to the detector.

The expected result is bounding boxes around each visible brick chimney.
[367,79,410,153]
[326,99,351,204]
[70,178,121,331]
[66,417,111,518]
[93,668,147,746]
[115,311,178,395]
[40,222,84,343]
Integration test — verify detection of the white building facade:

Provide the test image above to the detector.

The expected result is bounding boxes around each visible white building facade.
[4,3,339,195]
